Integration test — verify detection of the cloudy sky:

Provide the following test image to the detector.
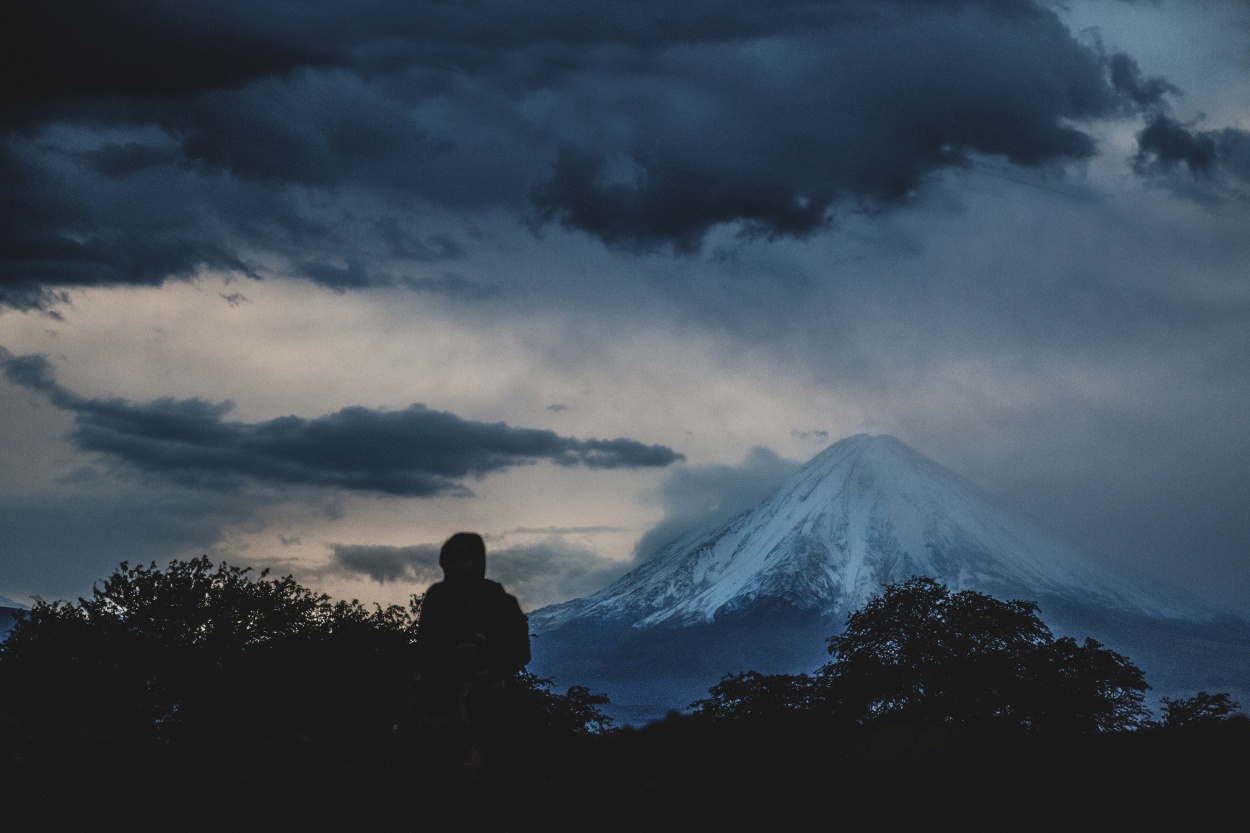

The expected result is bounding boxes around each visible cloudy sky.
[2,0,1248,616]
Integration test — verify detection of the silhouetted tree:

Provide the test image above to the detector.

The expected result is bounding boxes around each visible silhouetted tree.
[0,557,422,748]
[502,673,615,735]
[1160,691,1242,728]
[693,577,1150,733]
[0,556,611,758]
[1029,634,1150,732]
[690,670,819,724]
[822,577,1051,726]
[819,577,1149,732]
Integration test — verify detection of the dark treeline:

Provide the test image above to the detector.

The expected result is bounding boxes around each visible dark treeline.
[695,577,1162,731]
[1,562,1246,831]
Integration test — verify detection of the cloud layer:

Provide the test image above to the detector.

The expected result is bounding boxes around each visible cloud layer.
[1,350,682,496]
[2,0,1222,309]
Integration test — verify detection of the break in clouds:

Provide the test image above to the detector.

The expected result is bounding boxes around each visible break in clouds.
[3,0,1244,309]
[1,350,683,496]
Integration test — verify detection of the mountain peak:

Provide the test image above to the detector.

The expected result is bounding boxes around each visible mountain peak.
[530,433,1194,633]
[527,433,1242,726]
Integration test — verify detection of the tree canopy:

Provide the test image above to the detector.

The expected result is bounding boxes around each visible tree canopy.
[0,556,610,755]
[0,558,424,744]
[1160,691,1243,728]
[695,577,1152,732]
[690,670,820,726]
[823,577,1150,731]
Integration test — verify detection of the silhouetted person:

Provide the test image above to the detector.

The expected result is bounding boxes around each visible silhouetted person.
[412,532,530,770]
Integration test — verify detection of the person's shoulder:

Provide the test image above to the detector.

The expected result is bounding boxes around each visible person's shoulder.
[482,579,524,606]
[487,579,522,596]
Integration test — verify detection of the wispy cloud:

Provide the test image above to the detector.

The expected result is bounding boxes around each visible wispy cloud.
[1,350,683,497]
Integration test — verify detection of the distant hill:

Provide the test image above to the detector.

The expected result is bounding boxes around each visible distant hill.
[528,434,1250,725]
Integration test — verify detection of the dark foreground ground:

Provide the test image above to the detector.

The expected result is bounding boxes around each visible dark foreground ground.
[5,715,1247,831]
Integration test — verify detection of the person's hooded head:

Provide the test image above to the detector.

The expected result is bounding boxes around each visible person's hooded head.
[439,532,487,584]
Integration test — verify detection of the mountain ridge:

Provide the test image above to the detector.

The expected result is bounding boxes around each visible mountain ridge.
[530,433,1199,632]
[527,433,1247,725]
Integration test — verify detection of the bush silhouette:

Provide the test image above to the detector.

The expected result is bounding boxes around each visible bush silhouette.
[1160,691,1243,728]
[690,670,819,725]
[824,577,1149,731]
[695,577,1150,732]
[0,556,610,758]
[0,558,422,747]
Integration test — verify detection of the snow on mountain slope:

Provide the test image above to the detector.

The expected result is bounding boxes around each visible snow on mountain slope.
[530,434,1197,633]
[0,596,28,641]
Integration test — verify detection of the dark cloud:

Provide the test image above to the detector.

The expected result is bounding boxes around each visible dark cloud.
[0,76,477,308]
[635,447,801,559]
[1107,52,1176,110]
[1,0,1176,308]
[0,0,1002,121]
[790,429,830,442]
[1,2,335,122]
[1135,114,1218,176]
[327,544,442,585]
[533,3,1122,251]
[1133,114,1250,200]
[326,537,630,609]
[3,102,500,308]
[0,351,683,496]
[0,137,260,310]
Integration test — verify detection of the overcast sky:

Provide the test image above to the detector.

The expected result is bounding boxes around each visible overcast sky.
[2,0,1248,616]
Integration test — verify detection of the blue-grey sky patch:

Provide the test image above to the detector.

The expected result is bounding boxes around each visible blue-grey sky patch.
[0,483,279,602]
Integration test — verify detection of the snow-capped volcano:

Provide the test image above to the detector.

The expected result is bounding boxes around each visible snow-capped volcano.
[528,435,1246,726]
[531,434,1190,635]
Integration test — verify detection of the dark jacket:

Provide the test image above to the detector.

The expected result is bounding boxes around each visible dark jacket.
[415,579,531,677]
